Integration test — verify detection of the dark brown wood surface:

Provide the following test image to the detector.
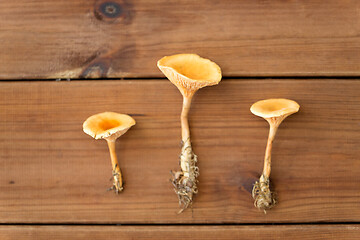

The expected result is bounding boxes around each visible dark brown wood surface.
[0,80,359,223]
[1,0,360,79]
[0,225,359,239]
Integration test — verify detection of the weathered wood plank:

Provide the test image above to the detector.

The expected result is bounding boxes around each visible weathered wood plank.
[0,80,359,223]
[1,0,360,79]
[0,225,359,239]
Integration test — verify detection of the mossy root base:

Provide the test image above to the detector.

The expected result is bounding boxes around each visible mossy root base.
[171,143,199,213]
[107,169,123,194]
[252,175,276,213]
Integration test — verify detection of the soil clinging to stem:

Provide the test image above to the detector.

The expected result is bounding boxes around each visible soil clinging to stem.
[171,138,199,213]
[252,174,276,213]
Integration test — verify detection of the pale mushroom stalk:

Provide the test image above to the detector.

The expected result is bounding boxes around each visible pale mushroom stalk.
[262,117,284,179]
[176,92,199,213]
[158,54,222,213]
[253,117,282,212]
[251,99,299,213]
[106,139,123,193]
[83,112,135,194]
[181,94,193,143]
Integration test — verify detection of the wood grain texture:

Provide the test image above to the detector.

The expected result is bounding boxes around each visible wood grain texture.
[1,0,360,79]
[0,225,359,240]
[0,80,359,223]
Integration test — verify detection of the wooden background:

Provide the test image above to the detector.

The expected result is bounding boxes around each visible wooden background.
[0,0,360,239]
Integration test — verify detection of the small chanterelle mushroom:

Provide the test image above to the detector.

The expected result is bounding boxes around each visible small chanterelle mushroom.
[83,112,135,194]
[158,54,222,213]
[250,99,300,212]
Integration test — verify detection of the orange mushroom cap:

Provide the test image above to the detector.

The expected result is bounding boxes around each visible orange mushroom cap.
[250,99,300,119]
[83,112,135,140]
[157,54,222,97]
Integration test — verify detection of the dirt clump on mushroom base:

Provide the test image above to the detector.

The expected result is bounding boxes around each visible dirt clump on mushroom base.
[171,139,199,213]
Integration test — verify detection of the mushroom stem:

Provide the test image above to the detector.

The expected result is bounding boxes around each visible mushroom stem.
[171,93,199,213]
[106,139,123,194]
[262,118,281,178]
[181,94,193,142]
[252,116,284,212]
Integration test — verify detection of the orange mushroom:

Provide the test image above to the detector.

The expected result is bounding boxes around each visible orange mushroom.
[250,99,300,212]
[83,112,135,193]
[158,54,222,212]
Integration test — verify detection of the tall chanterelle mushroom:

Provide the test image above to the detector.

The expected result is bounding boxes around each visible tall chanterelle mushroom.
[83,112,135,193]
[158,54,222,213]
[250,99,299,212]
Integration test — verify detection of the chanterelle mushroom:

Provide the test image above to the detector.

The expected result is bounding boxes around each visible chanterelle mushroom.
[250,99,299,212]
[158,54,222,213]
[83,112,135,193]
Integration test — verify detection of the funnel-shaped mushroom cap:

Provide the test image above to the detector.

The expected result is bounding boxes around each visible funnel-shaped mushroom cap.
[83,112,135,140]
[157,54,222,97]
[250,99,300,119]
